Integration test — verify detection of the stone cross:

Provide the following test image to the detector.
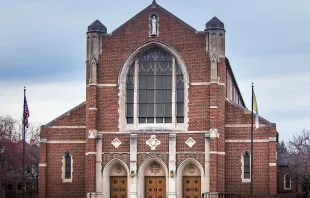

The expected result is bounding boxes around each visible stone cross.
[149,163,161,175]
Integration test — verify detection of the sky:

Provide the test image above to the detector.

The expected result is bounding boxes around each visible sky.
[0,0,309,142]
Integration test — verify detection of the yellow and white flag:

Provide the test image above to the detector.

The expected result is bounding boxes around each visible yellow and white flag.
[253,91,259,130]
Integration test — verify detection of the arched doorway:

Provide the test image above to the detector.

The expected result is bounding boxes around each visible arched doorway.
[177,159,205,198]
[138,157,168,198]
[102,159,129,198]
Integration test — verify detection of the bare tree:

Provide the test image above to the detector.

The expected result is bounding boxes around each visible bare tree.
[0,115,21,142]
[287,129,310,197]
[0,115,40,196]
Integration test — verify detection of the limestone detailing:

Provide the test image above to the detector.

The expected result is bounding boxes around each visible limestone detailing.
[146,135,161,150]
[188,165,195,174]
[185,137,196,148]
[210,129,218,138]
[88,130,97,139]
[111,138,122,148]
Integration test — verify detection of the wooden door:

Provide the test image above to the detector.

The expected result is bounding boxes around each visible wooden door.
[145,176,166,198]
[110,176,127,198]
[183,176,201,198]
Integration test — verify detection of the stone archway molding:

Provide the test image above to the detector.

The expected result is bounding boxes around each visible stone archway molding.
[176,158,205,197]
[137,157,169,198]
[102,158,130,198]
[117,40,190,132]
[118,40,189,87]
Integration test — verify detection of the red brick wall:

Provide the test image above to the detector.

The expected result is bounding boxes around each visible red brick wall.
[278,166,302,194]
[225,101,277,195]
[46,143,85,198]
[176,134,205,152]
[137,134,169,152]
[94,7,207,132]
[48,103,85,126]
[102,134,130,152]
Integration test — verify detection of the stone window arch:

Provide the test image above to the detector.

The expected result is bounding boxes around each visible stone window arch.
[62,152,73,182]
[241,151,251,183]
[118,41,189,131]
[284,173,291,190]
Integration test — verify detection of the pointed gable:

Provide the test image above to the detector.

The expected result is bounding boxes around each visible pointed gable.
[111,1,197,36]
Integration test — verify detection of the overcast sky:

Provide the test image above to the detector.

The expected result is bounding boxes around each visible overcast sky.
[0,0,309,142]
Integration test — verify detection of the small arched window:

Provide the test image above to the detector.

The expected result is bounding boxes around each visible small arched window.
[63,152,72,182]
[126,47,184,126]
[242,151,251,182]
[284,173,291,190]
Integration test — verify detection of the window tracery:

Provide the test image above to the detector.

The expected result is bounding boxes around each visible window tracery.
[125,47,185,126]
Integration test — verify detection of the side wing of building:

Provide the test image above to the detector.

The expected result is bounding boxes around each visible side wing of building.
[39,102,86,197]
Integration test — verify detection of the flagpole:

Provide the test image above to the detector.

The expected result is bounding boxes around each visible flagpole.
[23,86,26,198]
[250,83,254,194]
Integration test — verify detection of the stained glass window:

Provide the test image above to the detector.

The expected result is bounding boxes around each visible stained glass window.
[243,152,250,179]
[285,174,291,189]
[125,48,184,124]
[64,152,71,179]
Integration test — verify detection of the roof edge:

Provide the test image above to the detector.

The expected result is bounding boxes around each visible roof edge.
[42,101,86,128]
[226,99,276,126]
[225,57,246,108]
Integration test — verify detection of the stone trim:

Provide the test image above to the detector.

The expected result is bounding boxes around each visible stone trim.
[225,124,269,128]
[137,152,169,154]
[103,152,130,154]
[85,152,97,155]
[176,152,205,154]
[97,84,118,87]
[40,138,47,143]
[269,163,277,166]
[39,163,47,167]
[225,139,269,143]
[191,82,210,86]
[46,140,86,144]
[47,126,86,129]
[210,106,217,109]
[269,137,277,142]
[97,130,210,134]
[89,108,97,111]
[209,151,225,155]
[210,129,218,138]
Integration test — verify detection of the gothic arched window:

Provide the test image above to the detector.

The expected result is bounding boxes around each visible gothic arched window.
[62,152,72,182]
[126,47,184,126]
[242,151,251,182]
[284,173,291,190]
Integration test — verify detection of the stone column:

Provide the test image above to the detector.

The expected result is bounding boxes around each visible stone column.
[96,134,103,194]
[204,134,210,193]
[168,133,176,198]
[129,134,138,198]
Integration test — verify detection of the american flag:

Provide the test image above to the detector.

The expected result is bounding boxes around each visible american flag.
[24,96,30,128]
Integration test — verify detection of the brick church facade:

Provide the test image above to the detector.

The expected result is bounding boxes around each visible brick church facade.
[38,1,278,197]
